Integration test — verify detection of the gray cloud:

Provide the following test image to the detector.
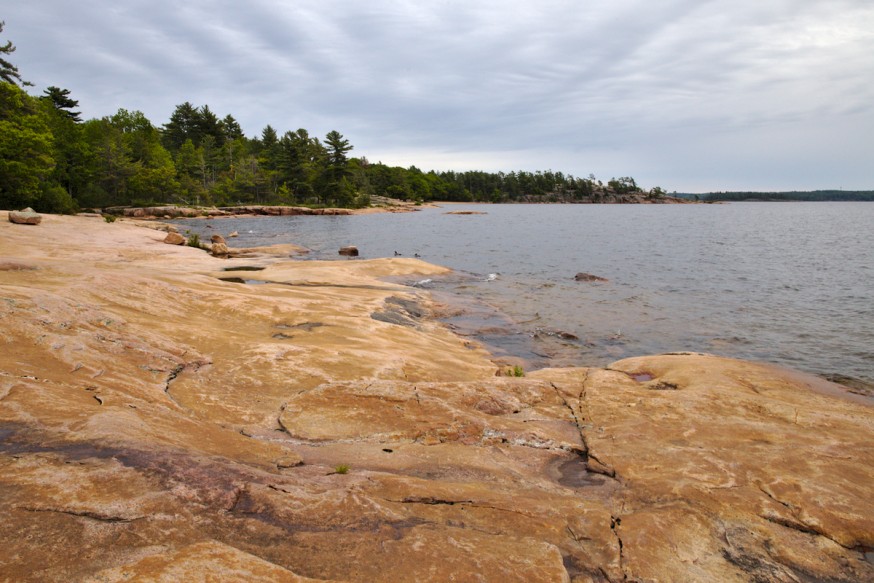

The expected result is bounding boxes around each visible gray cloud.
[5,0,873,190]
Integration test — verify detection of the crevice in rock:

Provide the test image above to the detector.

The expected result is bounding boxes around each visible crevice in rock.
[760,513,821,537]
[610,515,628,581]
[382,495,536,520]
[757,486,857,551]
[162,363,186,409]
[757,485,792,510]
[276,403,289,433]
[550,377,619,482]
[14,505,142,523]
[162,360,210,411]
[400,496,473,506]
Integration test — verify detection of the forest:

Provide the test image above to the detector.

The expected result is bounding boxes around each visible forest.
[1,22,660,213]
[693,191,874,202]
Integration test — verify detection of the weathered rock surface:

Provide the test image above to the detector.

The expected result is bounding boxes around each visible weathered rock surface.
[339,245,359,256]
[8,207,42,225]
[0,213,872,582]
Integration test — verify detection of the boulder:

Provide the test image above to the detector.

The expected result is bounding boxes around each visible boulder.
[210,234,226,245]
[339,245,359,257]
[8,208,42,225]
[163,232,186,245]
[574,272,608,282]
[211,242,229,257]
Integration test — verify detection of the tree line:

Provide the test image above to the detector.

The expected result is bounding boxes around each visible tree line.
[1,21,662,213]
[697,191,874,202]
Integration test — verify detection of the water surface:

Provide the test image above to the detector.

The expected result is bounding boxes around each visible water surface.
[175,202,874,382]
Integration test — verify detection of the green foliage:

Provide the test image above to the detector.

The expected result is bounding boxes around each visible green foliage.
[334,464,350,475]
[503,365,525,377]
[35,184,77,214]
[647,186,666,199]
[103,214,117,223]
[186,232,206,249]
[0,82,55,209]
[608,176,640,194]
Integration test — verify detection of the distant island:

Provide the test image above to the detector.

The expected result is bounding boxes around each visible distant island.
[675,190,874,202]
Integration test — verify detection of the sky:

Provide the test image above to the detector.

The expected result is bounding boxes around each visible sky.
[4,0,873,192]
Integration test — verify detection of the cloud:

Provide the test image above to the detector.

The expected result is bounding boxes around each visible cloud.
[4,0,873,190]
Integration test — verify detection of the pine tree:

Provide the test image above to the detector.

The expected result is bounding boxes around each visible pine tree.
[0,21,27,86]
[43,86,82,122]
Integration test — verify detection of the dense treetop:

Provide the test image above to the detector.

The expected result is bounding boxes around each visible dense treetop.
[0,21,668,212]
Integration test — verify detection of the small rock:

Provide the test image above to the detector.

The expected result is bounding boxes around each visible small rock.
[339,246,359,257]
[163,232,186,245]
[8,208,42,225]
[228,231,239,238]
[574,272,608,282]
[211,242,229,257]
[275,455,303,469]
[211,234,226,245]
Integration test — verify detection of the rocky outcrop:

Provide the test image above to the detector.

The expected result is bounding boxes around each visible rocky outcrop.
[163,232,186,245]
[211,242,229,257]
[8,207,42,225]
[574,272,608,282]
[0,215,871,582]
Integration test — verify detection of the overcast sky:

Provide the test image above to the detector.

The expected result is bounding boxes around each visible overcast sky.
[4,1,873,191]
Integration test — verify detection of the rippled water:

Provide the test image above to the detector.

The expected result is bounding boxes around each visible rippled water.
[175,202,874,381]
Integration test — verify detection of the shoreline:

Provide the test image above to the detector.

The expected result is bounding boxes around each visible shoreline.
[2,211,872,581]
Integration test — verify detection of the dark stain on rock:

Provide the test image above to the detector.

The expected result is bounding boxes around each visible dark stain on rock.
[275,322,324,332]
[223,266,266,272]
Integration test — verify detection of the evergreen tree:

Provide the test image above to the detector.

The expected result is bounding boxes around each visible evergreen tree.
[39,94,93,204]
[257,125,281,195]
[319,130,353,204]
[325,130,352,167]
[278,129,323,203]
[0,21,27,86]
[162,102,201,152]
[43,86,81,122]
[196,105,223,146]
[174,138,207,204]
[221,114,243,141]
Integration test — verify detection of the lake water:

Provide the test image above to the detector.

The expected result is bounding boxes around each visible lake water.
[174,202,874,383]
